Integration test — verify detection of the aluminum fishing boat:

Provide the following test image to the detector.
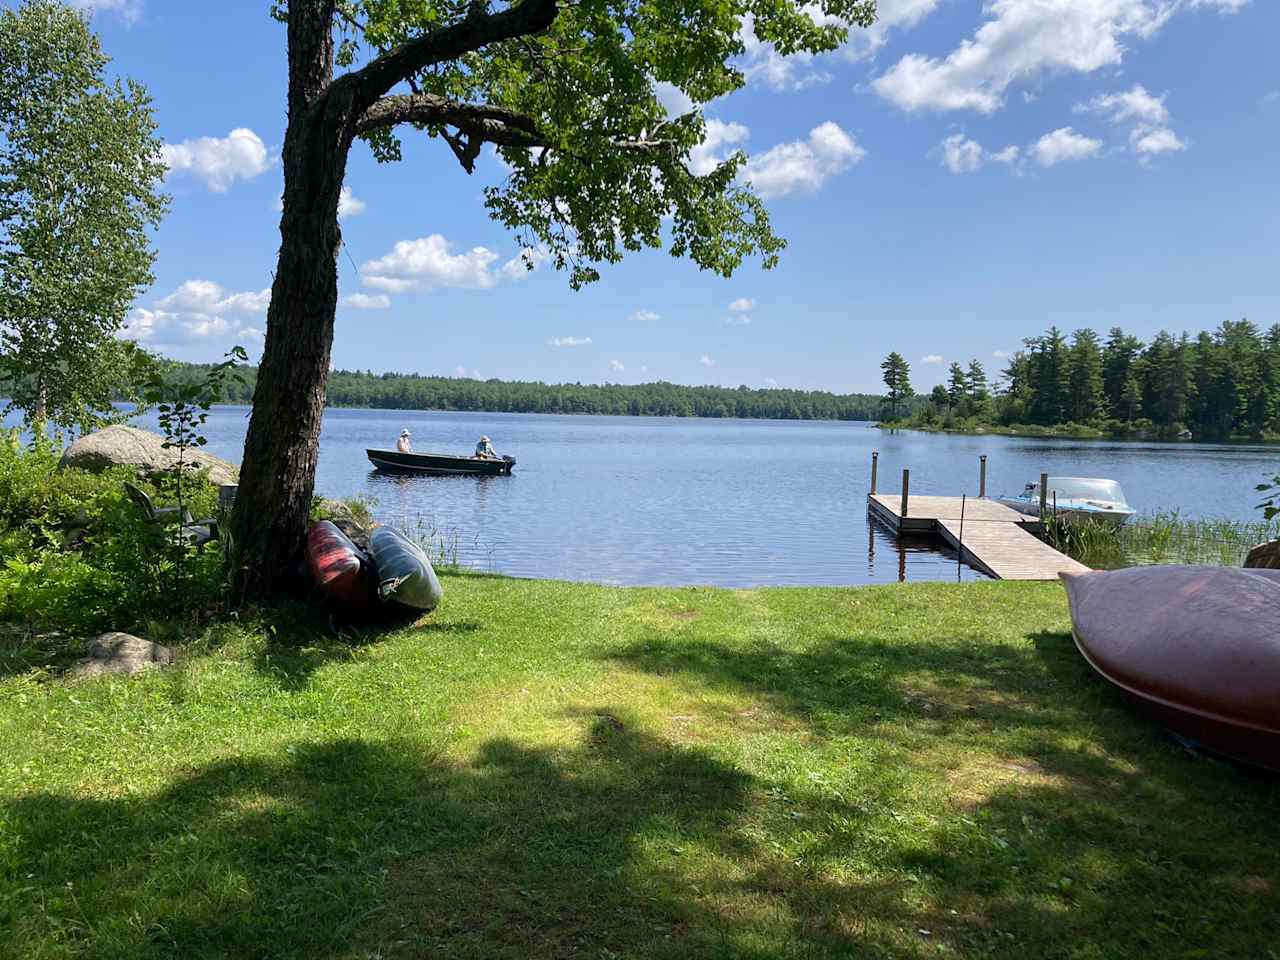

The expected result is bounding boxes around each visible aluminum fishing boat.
[1000,476,1134,526]
[367,448,516,476]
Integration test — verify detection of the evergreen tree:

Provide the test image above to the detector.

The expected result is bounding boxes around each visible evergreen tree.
[1026,327,1070,425]
[880,352,913,420]
[1067,329,1106,423]
[946,362,968,411]
[966,359,988,400]
[1102,327,1143,418]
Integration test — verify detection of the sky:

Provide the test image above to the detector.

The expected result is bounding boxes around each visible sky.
[47,0,1280,393]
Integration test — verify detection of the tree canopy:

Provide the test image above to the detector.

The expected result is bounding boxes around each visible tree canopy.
[0,0,167,431]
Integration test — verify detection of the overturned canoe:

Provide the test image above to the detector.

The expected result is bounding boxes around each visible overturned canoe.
[367,526,443,612]
[306,520,373,606]
[1061,565,1280,771]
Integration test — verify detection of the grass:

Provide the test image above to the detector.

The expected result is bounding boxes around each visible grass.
[2,577,1279,959]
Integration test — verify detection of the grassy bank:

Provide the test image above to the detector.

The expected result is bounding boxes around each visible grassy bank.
[1046,513,1280,570]
[3,577,1278,959]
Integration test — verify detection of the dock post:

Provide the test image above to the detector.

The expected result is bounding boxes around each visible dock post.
[1039,473,1048,516]
[870,451,879,495]
[979,455,987,498]
[900,469,910,518]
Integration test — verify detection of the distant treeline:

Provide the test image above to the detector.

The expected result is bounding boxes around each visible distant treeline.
[891,319,1280,441]
[163,363,904,421]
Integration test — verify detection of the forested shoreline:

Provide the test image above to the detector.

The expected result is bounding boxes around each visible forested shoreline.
[161,363,904,421]
[883,320,1280,441]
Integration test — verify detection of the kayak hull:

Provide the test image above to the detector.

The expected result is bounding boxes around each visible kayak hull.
[306,521,372,606]
[1062,565,1280,771]
[368,526,443,611]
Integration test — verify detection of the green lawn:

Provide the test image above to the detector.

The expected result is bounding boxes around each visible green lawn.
[2,577,1278,959]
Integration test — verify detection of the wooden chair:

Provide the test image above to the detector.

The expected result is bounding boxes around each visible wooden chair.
[123,482,218,547]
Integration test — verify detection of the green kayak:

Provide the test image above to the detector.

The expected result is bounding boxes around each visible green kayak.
[368,526,443,612]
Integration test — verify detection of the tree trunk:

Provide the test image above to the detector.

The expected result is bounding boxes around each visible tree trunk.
[230,7,360,597]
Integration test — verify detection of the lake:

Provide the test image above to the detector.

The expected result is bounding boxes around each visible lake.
[91,406,1274,587]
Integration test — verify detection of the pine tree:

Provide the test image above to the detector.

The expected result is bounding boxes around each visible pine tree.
[880,352,913,420]
[1067,329,1106,423]
[1102,327,1143,419]
[966,360,988,400]
[946,362,968,412]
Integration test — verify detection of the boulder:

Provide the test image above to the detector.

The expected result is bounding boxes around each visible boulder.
[71,632,172,679]
[59,425,238,486]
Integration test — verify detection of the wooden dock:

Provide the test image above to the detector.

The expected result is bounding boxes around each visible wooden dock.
[867,493,1090,581]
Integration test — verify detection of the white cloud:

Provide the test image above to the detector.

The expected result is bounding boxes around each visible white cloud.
[993,349,1011,359]
[640,365,649,374]
[1131,126,1187,156]
[342,293,391,310]
[1261,90,1280,107]
[921,354,944,364]
[1029,127,1102,167]
[690,119,750,176]
[764,377,779,388]
[1077,84,1187,161]
[548,336,592,347]
[937,134,1023,174]
[655,82,694,117]
[338,185,366,217]
[122,279,270,347]
[609,359,625,372]
[162,128,271,192]
[1190,0,1251,11]
[743,122,866,199]
[725,315,753,326]
[700,355,715,367]
[454,366,467,377]
[69,0,141,20]
[362,235,544,293]
[739,13,833,93]
[874,0,1181,114]
[939,134,985,174]
[728,297,755,312]
[631,309,660,322]
[1077,84,1169,126]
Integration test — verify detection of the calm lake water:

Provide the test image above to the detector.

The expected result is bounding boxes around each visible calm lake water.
[86,406,1276,587]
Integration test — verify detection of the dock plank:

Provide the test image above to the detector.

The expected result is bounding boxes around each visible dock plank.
[867,493,1087,581]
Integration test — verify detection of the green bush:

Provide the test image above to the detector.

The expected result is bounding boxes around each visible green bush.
[0,441,226,634]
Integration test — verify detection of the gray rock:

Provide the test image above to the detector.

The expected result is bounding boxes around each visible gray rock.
[59,425,239,486]
[71,632,172,679]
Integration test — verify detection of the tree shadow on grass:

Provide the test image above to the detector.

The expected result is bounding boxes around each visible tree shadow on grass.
[603,626,1280,957]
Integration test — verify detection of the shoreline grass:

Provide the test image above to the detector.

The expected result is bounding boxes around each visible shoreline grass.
[3,577,1279,958]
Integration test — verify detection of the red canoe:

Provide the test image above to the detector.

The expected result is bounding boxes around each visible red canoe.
[1061,566,1280,771]
[306,520,373,607]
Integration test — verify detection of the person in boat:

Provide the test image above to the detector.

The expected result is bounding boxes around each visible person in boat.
[396,429,412,453]
[475,435,499,460]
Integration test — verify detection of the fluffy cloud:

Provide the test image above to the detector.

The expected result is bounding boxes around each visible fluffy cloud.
[609,359,626,372]
[728,297,755,312]
[342,293,391,310]
[1190,0,1251,10]
[725,315,753,326]
[69,0,141,20]
[936,134,1022,173]
[454,366,468,377]
[690,119,750,176]
[162,128,272,192]
[874,0,1181,114]
[338,186,366,217]
[1077,84,1187,160]
[921,354,944,364]
[631,309,660,322]
[654,82,694,117]
[1029,127,1102,167]
[548,336,592,347]
[700,355,715,367]
[743,122,866,198]
[764,377,779,388]
[993,349,1011,359]
[121,279,270,347]
[361,236,544,293]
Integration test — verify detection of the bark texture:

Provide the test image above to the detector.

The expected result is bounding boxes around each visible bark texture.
[230,0,560,596]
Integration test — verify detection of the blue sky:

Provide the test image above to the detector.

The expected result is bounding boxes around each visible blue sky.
[58,0,1280,393]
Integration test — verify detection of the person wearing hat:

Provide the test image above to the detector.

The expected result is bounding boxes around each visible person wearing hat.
[475,435,499,460]
[396,429,413,454]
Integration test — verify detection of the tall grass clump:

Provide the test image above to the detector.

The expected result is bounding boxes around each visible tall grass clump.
[1042,510,1280,569]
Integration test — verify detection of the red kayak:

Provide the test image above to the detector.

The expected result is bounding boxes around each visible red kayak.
[306,520,373,607]
[1062,566,1280,772]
